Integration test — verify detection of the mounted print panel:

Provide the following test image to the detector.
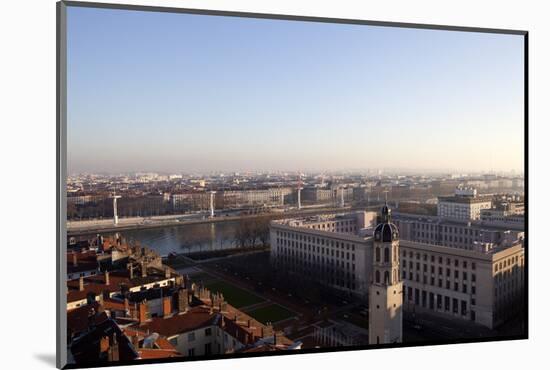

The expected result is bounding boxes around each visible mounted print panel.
[57,1,527,368]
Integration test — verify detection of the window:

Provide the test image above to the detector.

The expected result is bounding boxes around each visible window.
[205,328,212,336]
[188,348,195,356]
[188,332,196,342]
[205,343,212,356]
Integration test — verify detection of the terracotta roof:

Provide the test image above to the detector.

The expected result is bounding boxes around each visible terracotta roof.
[102,298,126,311]
[70,316,138,364]
[138,349,182,359]
[240,343,288,353]
[219,303,273,343]
[134,306,219,337]
[67,271,174,304]
[155,337,177,350]
[67,250,99,274]
[67,302,102,336]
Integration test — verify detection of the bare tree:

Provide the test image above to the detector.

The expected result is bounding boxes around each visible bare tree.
[193,225,212,253]
[256,216,272,247]
[234,218,251,248]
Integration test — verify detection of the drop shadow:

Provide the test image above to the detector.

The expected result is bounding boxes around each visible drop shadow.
[34,353,57,367]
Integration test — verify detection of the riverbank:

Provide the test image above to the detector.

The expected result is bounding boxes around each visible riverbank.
[67,204,382,237]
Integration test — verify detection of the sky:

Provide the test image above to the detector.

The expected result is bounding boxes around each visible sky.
[67,6,525,174]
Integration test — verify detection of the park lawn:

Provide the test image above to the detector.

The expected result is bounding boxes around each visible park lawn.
[205,281,264,308]
[248,304,295,324]
[188,272,217,284]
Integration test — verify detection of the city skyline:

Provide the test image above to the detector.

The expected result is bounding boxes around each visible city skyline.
[67,7,524,174]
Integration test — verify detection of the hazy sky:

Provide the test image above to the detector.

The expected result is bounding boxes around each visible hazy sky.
[67,6,525,174]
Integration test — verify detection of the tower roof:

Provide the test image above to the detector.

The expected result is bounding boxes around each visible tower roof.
[374,203,399,242]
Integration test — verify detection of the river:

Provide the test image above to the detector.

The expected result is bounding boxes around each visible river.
[120,220,244,257]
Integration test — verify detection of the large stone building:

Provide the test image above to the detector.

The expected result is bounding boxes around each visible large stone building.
[399,238,524,328]
[269,207,525,329]
[270,211,378,297]
[392,212,524,250]
[437,187,492,221]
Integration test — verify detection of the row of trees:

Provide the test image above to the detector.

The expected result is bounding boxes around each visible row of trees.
[233,216,272,249]
[175,216,274,255]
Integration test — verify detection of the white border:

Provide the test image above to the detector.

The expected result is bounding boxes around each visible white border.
[2,0,547,369]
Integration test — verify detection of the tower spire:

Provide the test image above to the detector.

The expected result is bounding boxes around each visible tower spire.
[369,201,402,345]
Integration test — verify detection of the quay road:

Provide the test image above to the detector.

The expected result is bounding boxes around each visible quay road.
[67,203,384,237]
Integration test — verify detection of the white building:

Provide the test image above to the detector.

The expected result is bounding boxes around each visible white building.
[437,187,492,220]
[270,211,378,297]
[270,208,524,329]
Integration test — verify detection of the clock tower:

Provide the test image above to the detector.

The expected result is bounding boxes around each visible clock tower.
[369,203,403,344]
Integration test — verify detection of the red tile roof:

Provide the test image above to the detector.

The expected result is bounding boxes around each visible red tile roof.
[138,349,182,359]
[134,306,218,337]
[67,302,102,335]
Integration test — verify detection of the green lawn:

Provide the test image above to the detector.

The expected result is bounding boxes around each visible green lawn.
[204,281,264,308]
[188,272,217,283]
[248,304,295,324]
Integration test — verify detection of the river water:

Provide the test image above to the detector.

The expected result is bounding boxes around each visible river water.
[121,221,243,257]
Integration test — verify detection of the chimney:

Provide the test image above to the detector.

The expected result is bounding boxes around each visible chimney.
[247,319,251,328]
[72,253,78,267]
[100,335,109,353]
[141,261,147,278]
[124,298,129,314]
[177,288,189,314]
[162,296,172,317]
[79,276,84,291]
[138,301,149,324]
[128,264,134,279]
[131,333,140,349]
[86,292,96,305]
[107,334,120,362]
[105,271,110,286]
[87,307,96,329]
[165,268,171,279]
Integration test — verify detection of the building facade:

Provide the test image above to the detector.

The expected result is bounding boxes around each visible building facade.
[437,187,492,220]
[270,209,525,329]
[270,212,377,297]
[399,239,524,328]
